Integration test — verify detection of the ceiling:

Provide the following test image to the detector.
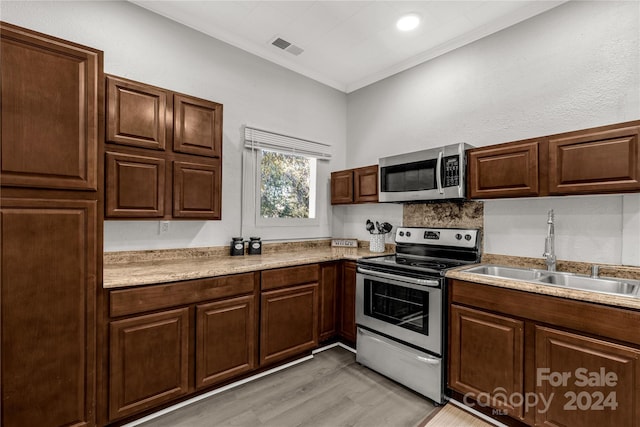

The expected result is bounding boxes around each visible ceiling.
[131,1,566,93]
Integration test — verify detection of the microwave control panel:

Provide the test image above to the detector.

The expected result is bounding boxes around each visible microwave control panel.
[444,155,460,187]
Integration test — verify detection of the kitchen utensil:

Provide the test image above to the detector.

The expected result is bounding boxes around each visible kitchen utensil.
[366,219,375,234]
[381,222,393,234]
[376,221,382,234]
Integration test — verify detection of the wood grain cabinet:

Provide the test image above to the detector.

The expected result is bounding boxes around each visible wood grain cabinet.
[105,151,166,217]
[1,23,100,192]
[339,261,357,344]
[318,262,339,342]
[106,75,168,150]
[449,304,524,419]
[535,326,640,427]
[331,165,378,204]
[468,140,543,199]
[548,124,640,195]
[109,308,190,420]
[105,74,223,219]
[260,265,319,366]
[1,23,102,427]
[196,295,257,389]
[107,273,259,422]
[468,120,640,199]
[449,279,640,426]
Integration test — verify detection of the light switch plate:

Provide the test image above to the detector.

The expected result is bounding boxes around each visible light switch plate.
[331,238,358,248]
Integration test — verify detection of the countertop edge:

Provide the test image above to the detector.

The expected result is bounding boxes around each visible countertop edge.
[446,266,640,311]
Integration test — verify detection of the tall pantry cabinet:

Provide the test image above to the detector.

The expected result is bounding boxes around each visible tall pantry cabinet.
[0,22,103,427]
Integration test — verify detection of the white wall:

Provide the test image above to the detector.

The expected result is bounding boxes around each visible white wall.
[344,1,640,265]
[0,0,348,251]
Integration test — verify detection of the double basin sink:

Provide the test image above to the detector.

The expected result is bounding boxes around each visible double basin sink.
[462,264,640,298]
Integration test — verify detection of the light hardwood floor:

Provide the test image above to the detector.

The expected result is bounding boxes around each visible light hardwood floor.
[139,346,436,427]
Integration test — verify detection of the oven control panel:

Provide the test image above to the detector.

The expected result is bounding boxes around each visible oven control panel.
[395,227,479,248]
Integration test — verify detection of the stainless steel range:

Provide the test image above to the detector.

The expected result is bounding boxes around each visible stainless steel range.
[356,227,481,404]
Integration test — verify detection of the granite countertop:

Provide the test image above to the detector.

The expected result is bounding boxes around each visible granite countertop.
[447,264,640,311]
[104,245,391,289]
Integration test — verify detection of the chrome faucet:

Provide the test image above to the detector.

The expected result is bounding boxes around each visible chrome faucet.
[543,209,556,272]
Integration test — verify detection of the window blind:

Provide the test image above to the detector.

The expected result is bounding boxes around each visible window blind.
[244,126,331,159]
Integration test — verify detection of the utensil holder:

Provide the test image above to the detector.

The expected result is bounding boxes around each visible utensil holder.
[369,233,386,253]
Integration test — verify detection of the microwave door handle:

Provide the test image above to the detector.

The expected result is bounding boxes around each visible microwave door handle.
[436,151,444,194]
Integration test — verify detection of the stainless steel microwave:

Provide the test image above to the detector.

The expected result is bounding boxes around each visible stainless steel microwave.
[378,143,472,202]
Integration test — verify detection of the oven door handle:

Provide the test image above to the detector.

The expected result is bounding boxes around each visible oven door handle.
[357,267,440,288]
[436,150,444,194]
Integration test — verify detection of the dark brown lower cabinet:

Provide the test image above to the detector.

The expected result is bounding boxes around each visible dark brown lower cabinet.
[196,295,257,389]
[339,261,357,343]
[109,308,190,420]
[260,283,319,366]
[535,326,640,427]
[449,304,524,419]
[319,262,339,342]
[449,279,640,427]
[1,198,97,427]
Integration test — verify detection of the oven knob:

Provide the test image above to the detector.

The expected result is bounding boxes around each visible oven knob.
[465,234,472,241]
[399,231,404,237]
[455,233,462,240]
[406,231,411,237]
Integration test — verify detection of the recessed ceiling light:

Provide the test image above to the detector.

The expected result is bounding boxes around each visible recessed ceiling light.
[396,13,421,32]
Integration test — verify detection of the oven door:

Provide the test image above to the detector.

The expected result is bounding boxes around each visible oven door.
[356,267,442,355]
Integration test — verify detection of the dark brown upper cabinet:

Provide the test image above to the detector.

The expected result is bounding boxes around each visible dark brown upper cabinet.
[174,94,222,158]
[105,151,166,218]
[1,23,100,191]
[468,119,640,199]
[105,74,223,220]
[331,165,378,205]
[468,139,543,199]
[173,160,221,219]
[548,124,640,195]
[106,75,168,150]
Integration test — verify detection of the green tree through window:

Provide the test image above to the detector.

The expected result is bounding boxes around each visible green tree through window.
[259,150,316,219]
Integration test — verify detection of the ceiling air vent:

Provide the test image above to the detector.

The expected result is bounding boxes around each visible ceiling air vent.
[270,37,304,56]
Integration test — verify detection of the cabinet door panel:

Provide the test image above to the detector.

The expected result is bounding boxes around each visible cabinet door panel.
[1,198,96,427]
[109,308,190,420]
[535,326,640,427]
[173,94,222,158]
[468,141,540,198]
[319,263,338,341]
[105,151,165,217]
[331,170,353,204]
[173,160,221,219]
[0,23,99,190]
[260,284,318,366]
[449,304,524,419]
[106,75,167,150]
[339,261,357,343]
[549,126,640,194]
[196,295,257,389]
[354,165,379,203]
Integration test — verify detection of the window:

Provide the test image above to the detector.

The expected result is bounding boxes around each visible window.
[242,126,331,239]
[258,149,317,220]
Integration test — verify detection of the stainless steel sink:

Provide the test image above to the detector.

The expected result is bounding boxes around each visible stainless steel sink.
[536,274,640,296]
[463,265,547,281]
[461,264,640,298]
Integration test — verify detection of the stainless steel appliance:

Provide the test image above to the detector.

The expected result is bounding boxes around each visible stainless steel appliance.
[378,143,472,202]
[356,227,481,404]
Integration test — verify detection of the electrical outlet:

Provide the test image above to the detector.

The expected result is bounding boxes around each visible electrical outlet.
[159,221,170,234]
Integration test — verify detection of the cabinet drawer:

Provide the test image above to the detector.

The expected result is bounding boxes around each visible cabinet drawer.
[261,264,319,291]
[110,273,257,317]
